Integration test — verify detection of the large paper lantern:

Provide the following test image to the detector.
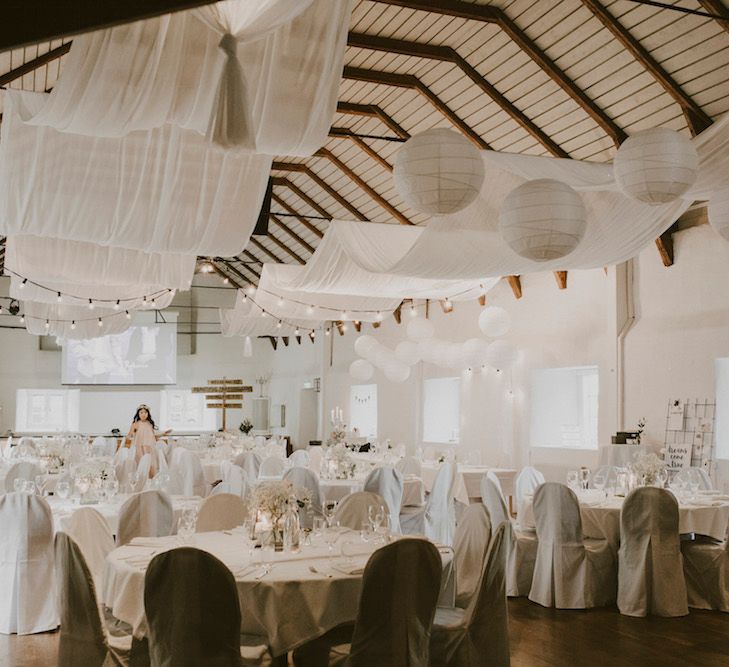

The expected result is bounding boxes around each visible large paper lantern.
[393,128,485,215]
[407,317,435,341]
[461,338,490,368]
[384,362,411,383]
[350,359,374,381]
[354,335,378,360]
[478,306,511,338]
[614,127,698,204]
[499,179,586,262]
[374,347,398,370]
[485,340,518,370]
[708,188,729,242]
[395,340,421,366]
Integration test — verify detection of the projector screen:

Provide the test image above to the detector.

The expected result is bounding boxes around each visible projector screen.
[62,324,177,385]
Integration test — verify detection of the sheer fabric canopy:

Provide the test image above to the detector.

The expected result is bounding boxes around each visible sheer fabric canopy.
[22,301,132,339]
[25,0,352,155]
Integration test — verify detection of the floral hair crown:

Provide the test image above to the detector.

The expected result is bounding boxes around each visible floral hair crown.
[137,404,150,410]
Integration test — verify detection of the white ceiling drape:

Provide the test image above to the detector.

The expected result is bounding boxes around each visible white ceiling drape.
[23,0,351,155]
[220,291,315,337]
[22,301,133,340]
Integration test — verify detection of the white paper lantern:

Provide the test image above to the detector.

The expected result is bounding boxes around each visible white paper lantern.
[395,340,422,366]
[354,335,378,359]
[406,317,435,341]
[384,362,411,383]
[461,338,490,368]
[417,338,439,364]
[485,340,518,370]
[349,359,374,381]
[499,179,586,262]
[478,306,511,338]
[394,128,485,215]
[708,188,729,242]
[614,127,698,204]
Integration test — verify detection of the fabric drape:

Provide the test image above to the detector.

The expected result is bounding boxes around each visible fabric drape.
[22,301,133,340]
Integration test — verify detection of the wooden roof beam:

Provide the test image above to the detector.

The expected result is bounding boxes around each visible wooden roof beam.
[264,222,306,263]
[554,271,568,290]
[336,101,411,139]
[347,32,568,158]
[314,147,413,225]
[271,194,325,239]
[343,66,489,150]
[506,275,523,299]
[216,258,259,286]
[580,0,712,136]
[269,214,315,255]
[248,237,287,264]
[370,0,626,147]
[0,43,71,88]
[210,261,243,290]
[330,128,394,171]
[271,178,332,219]
[698,1,729,36]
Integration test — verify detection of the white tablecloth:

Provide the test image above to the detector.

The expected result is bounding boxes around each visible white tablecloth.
[520,490,729,547]
[319,477,424,508]
[421,464,517,505]
[101,530,455,656]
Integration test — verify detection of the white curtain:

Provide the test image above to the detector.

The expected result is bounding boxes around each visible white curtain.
[22,301,133,340]
[0,91,272,255]
[25,0,352,155]
[290,112,729,283]
[4,235,195,290]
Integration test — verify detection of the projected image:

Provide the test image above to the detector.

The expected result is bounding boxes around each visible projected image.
[62,325,177,385]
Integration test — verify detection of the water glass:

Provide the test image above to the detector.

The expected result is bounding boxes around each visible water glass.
[323,527,340,554]
[312,516,325,538]
[566,470,579,491]
[56,481,71,500]
[340,540,359,566]
[579,468,591,491]
[323,501,338,528]
[35,475,47,496]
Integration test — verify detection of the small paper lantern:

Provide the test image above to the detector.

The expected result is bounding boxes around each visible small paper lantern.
[499,179,586,262]
[394,128,485,215]
[478,306,511,338]
[708,188,729,242]
[354,335,378,359]
[349,359,374,381]
[384,362,411,383]
[395,340,421,366]
[406,317,435,341]
[485,340,518,370]
[614,127,698,204]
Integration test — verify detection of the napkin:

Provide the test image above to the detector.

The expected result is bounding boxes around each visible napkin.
[330,561,365,576]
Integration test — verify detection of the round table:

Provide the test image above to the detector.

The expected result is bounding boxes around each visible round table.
[101,530,455,657]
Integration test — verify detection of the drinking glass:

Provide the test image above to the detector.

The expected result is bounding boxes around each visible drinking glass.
[579,468,591,491]
[340,540,359,566]
[13,478,23,493]
[312,516,325,538]
[323,527,340,554]
[374,505,386,532]
[23,479,36,494]
[35,475,47,496]
[56,481,71,500]
[566,470,579,491]
[689,480,700,500]
[323,501,339,528]
[128,472,140,493]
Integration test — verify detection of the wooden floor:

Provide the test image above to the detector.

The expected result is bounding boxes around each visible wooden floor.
[3,600,728,666]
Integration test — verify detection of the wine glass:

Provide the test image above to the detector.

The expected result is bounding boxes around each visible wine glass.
[35,475,47,496]
[340,540,359,566]
[566,470,579,491]
[323,527,340,554]
[128,472,140,493]
[374,505,386,533]
[56,481,71,500]
[323,500,339,528]
[13,478,23,493]
[592,472,606,499]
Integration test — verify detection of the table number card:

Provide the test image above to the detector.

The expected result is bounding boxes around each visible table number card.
[666,443,692,470]
[667,399,685,431]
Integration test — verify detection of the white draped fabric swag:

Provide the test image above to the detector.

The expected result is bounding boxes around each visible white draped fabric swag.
[0,91,272,255]
[220,292,315,337]
[289,113,729,285]
[24,0,352,155]
[22,301,132,340]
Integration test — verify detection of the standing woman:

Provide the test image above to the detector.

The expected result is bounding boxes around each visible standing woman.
[125,404,163,478]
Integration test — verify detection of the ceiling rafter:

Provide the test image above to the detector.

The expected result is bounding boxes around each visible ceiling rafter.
[271,177,333,219]
[249,236,287,264]
[236,250,264,278]
[347,31,569,158]
[271,193,325,238]
[580,0,713,136]
[698,0,729,35]
[269,214,315,255]
[343,66,490,149]
[329,128,393,171]
[0,42,71,88]
[266,231,305,264]
[216,257,258,286]
[210,261,244,289]
[336,101,411,139]
[370,0,627,147]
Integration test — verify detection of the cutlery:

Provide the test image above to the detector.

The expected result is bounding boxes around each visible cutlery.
[309,564,332,578]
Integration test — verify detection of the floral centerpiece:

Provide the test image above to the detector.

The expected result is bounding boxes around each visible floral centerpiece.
[630,452,667,487]
[239,418,254,435]
[36,439,65,472]
[72,460,115,503]
[323,442,356,480]
[251,480,311,550]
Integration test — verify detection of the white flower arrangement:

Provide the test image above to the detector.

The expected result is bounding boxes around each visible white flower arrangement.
[252,480,311,521]
[73,460,115,482]
[630,452,666,484]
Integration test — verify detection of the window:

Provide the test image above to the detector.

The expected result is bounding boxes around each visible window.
[16,389,80,433]
[349,384,378,439]
[423,377,460,444]
[716,358,729,460]
[529,366,599,449]
[159,390,216,432]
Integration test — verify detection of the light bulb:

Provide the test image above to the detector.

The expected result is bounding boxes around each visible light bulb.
[45,320,50,329]
[114,300,120,310]
[409,304,417,317]
[98,318,103,327]
[341,311,348,320]
[56,292,62,303]
[277,297,285,307]
[325,328,330,336]
[306,305,314,315]
[260,310,267,318]
[88,299,94,310]
[19,314,25,323]
[375,311,382,321]
[276,320,282,329]
[222,276,229,284]
[71,321,76,330]
[242,294,248,303]
[246,285,256,295]
[150,298,156,307]
[294,327,300,336]
[125,310,131,319]
[20,279,27,289]
[341,324,348,332]
[142,295,147,304]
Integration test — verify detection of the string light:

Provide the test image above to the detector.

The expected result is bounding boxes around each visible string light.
[340,311,348,320]
[376,311,382,321]
[56,292,62,303]
[150,298,156,307]
[294,327,300,336]
[306,305,314,315]
[409,303,417,317]
[97,318,103,327]
[222,276,229,285]
[45,320,50,329]
[325,328,330,336]
[242,294,248,303]
[71,321,76,330]
[19,279,26,289]
[142,296,147,304]
[341,324,348,332]
[114,300,120,310]
[19,314,25,323]
[276,320,282,329]
[88,299,94,310]
[277,297,285,307]
[125,310,131,319]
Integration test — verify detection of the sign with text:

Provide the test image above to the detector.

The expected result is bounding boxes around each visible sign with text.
[666,443,692,470]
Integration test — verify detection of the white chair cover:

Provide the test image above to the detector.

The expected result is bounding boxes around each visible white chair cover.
[481,472,537,597]
[452,504,492,609]
[289,449,310,468]
[0,493,58,634]
[333,492,388,531]
[135,453,152,492]
[235,452,261,480]
[673,466,714,491]
[54,532,131,665]
[171,449,207,497]
[682,524,729,612]
[514,466,545,526]
[5,461,42,491]
[220,461,248,498]
[283,466,322,512]
[430,522,510,667]
[363,466,404,533]
[144,547,269,666]
[618,487,688,617]
[396,456,423,478]
[196,494,249,533]
[2,435,13,459]
[156,444,169,475]
[259,456,285,478]
[115,458,136,493]
[117,490,174,546]
[332,539,442,666]
[401,463,456,545]
[90,436,108,457]
[62,507,115,589]
[529,483,615,609]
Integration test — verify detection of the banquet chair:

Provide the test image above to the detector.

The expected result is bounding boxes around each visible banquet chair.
[396,456,423,478]
[334,492,389,531]
[91,436,109,458]
[682,518,729,611]
[673,466,714,491]
[452,504,492,609]
[328,538,442,666]
[217,461,249,498]
[481,472,537,597]
[171,449,207,497]
[514,466,545,526]
[2,435,13,459]
[115,459,135,493]
[400,462,456,545]
[0,492,58,634]
[259,456,285,478]
[155,444,169,475]
[144,547,270,667]
[529,483,615,609]
[54,532,132,666]
[62,507,115,589]
[363,465,404,533]
[134,454,152,492]
[5,461,42,492]
[17,436,37,456]
[430,522,510,667]
[283,466,323,529]
[618,487,688,617]
[196,494,249,532]
[117,490,174,546]
[235,452,261,481]
[289,448,310,468]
